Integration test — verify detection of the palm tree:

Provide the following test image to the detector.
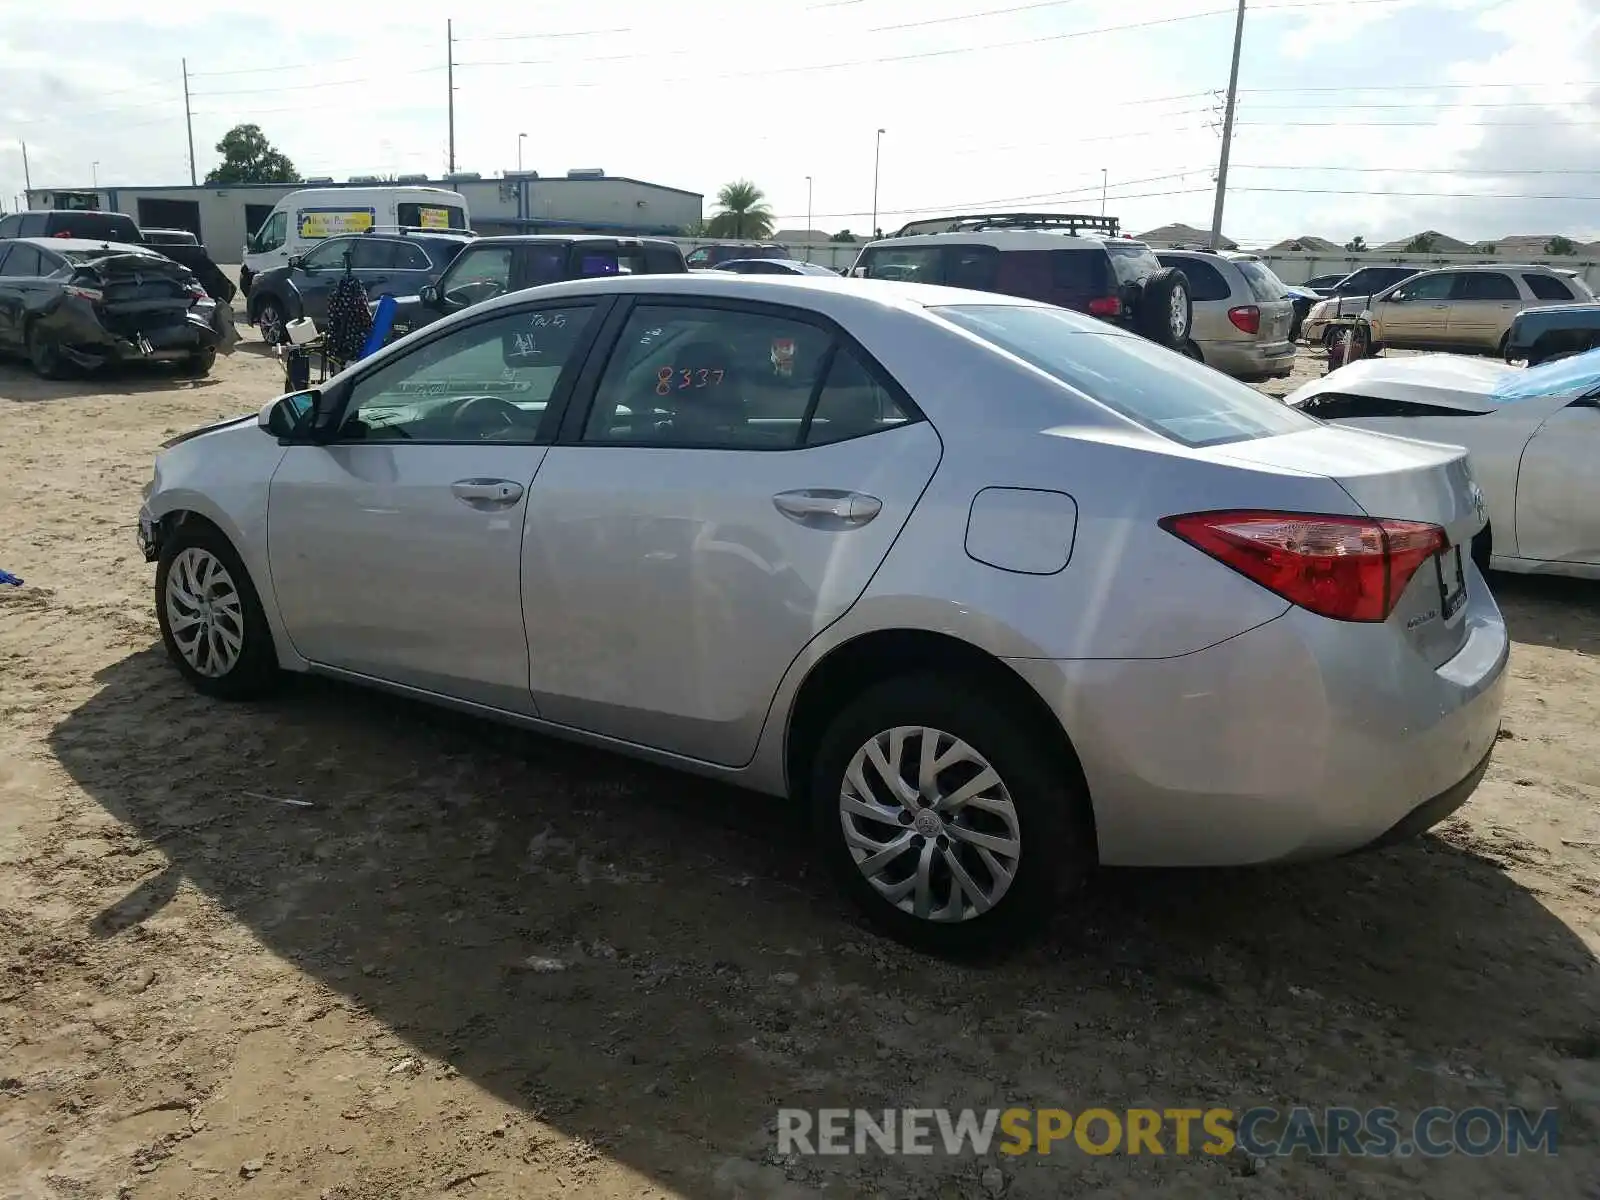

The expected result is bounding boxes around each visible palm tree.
[707,180,775,239]
[1403,231,1439,254]
[1344,235,1367,252]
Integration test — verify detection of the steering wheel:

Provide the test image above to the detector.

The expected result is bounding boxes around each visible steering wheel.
[449,395,536,439]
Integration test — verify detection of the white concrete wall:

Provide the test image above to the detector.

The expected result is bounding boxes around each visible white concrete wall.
[1246,250,1600,292]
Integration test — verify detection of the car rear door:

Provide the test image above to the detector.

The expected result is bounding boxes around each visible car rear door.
[518,295,942,767]
[291,237,352,322]
[1446,271,1522,351]
[1373,272,1456,347]
[348,236,404,300]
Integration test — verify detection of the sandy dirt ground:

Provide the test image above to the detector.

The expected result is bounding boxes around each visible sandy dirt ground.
[1,330,1598,1200]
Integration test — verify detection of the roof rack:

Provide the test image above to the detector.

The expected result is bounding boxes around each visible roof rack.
[359,224,475,237]
[892,211,1122,238]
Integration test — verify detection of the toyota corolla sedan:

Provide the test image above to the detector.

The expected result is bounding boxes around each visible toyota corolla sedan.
[137,273,1508,955]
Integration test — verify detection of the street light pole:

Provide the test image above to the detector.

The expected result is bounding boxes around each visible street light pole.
[518,133,527,174]
[92,162,99,189]
[805,175,813,262]
[1101,168,1107,216]
[871,128,885,239]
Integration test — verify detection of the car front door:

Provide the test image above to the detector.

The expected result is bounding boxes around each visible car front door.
[519,297,943,766]
[347,236,405,300]
[1372,272,1456,348]
[291,237,354,322]
[1446,271,1522,352]
[1513,390,1600,566]
[265,298,610,710]
[0,244,46,350]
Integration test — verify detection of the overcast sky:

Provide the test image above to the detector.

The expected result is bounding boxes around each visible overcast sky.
[3,0,1598,246]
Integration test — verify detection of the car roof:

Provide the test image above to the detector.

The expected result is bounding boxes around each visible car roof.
[862,230,1133,252]
[3,236,156,254]
[462,234,681,247]
[1405,262,1565,277]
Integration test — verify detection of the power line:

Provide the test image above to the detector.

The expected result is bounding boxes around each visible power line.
[189,67,442,98]
[870,0,1403,32]
[1235,163,1600,175]
[1233,185,1600,201]
[778,175,1216,221]
[451,25,632,42]
[1238,118,1600,127]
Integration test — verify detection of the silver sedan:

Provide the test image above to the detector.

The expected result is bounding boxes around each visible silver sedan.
[138,273,1508,955]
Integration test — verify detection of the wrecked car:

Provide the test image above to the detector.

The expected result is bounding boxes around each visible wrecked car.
[0,237,231,379]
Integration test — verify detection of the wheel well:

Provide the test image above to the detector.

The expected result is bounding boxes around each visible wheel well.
[784,629,1095,841]
[153,509,227,556]
[1472,521,1493,575]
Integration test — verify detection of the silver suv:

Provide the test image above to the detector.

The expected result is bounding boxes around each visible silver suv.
[1156,250,1296,381]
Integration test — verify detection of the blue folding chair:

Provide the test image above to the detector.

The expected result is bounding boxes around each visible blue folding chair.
[361,294,399,359]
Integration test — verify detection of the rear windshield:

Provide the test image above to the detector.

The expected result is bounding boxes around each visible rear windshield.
[934,304,1315,448]
[1235,260,1288,302]
[47,212,142,242]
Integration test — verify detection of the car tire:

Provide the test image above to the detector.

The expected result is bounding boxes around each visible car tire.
[254,297,287,346]
[25,322,69,380]
[1136,268,1192,350]
[155,523,279,701]
[180,346,217,377]
[809,672,1091,957]
[238,266,253,296]
[1181,340,1204,362]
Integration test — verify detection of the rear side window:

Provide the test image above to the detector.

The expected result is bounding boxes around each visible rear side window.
[1105,242,1161,286]
[1157,255,1229,302]
[0,245,44,276]
[390,241,431,270]
[0,216,18,237]
[524,246,569,285]
[350,239,399,269]
[1235,260,1288,302]
[1453,272,1519,301]
[946,246,998,291]
[1523,273,1574,301]
[47,212,141,242]
[1050,250,1112,298]
[397,203,466,230]
[934,304,1314,448]
[857,245,943,284]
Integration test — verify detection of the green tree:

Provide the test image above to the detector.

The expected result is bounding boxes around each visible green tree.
[1475,242,1497,255]
[1403,231,1439,254]
[1544,234,1578,256]
[831,229,857,242]
[706,179,775,239]
[1344,235,1367,252]
[680,218,709,237]
[204,124,300,185]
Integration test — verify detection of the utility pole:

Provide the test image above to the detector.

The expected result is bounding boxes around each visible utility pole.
[1209,0,1246,250]
[20,140,31,196]
[871,128,885,238]
[1100,168,1107,217]
[446,20,456,176]
[182,58,197,185]
[805,175,813,261]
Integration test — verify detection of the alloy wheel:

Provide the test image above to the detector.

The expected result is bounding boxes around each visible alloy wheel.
[1169,286,1189,341]
[838,725,1022,923]
[164,546,245,677]
[257,303,284,344]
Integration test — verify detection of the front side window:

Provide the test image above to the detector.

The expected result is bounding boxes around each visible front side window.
[1452,272,1519,301]
[685,248,710,267]
[440,246,514,306]
[857,245,943,284]
[254,211,287,252]
[934,304,1314,448]
[582,305,908,448]
[300,238,354,270]
[341,305,597,443]
[1388,273,1455,303]
[946,246,999,291]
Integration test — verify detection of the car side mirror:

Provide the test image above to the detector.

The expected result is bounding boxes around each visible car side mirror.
[420,283,440,306]
[259,390,319,440]
[287,254,304,270]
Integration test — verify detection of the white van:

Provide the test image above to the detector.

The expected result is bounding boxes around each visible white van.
[240,186,470,292]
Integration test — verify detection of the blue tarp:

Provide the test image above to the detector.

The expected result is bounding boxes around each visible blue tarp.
[1490,344,1600,401]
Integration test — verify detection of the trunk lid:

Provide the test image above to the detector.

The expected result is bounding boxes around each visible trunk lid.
[77,254,195,329]
[1211,423,1483,667]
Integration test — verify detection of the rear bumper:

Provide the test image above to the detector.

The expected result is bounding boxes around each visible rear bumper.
[1005,568,1508,867]
[1201,338,1297,380]
[42,298,215,367]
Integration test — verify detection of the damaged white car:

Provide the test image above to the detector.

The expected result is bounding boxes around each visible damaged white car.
[1285,349,1600,578]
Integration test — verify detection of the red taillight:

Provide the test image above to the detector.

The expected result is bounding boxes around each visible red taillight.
[63,284,103,304]
[186,281,209,299]
[1087,296,1122,317]
[1161,510,1447,623]
[1227,304,1261,334]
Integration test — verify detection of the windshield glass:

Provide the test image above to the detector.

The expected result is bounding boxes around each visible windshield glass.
[933,304,1316,447]
[1490,345,1600,401]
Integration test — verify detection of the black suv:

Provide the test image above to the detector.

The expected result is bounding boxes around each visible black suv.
[685,242,791,270]
[246,229,475,344]
[851,213,1193,350]
[383,234,688,337]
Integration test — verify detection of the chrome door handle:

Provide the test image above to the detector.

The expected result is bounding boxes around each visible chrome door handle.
[773,488,882,528]
[451,478,524,509]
